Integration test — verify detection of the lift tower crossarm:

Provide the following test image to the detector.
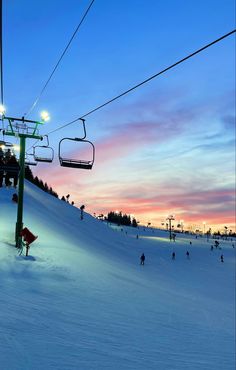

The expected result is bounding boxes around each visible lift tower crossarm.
[3,115,44,137]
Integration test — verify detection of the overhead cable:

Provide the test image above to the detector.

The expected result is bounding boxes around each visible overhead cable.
[24,0,96,117]
[46,29,236,136]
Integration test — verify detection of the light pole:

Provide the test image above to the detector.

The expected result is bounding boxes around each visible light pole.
[180,219,184,233]
[203,221,206,235]
[166,215,175,241]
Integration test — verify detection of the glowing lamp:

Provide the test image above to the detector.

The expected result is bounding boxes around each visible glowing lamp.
[13,145,20,151]
[40,110,50,122]
[0,104,6,116]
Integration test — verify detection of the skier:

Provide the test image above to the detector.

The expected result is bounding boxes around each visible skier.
[5,155,19,187]
[5,148,12,161]
[210,245,214,251]
[140,253,145,265]
[186,251,190,259]
[172,252,176,260]
[80,204,85,220]
[214,240,219,249]
[0,146,4,160]
[12,193,18,203]
[220,254,224,263]
[0,157,4,187]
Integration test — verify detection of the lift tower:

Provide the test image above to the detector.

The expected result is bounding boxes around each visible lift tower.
[1,115,43,248]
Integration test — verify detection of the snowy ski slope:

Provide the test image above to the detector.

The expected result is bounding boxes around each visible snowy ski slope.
[0,181,235,370]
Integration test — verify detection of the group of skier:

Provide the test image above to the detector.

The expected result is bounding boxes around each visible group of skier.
[140,250,191,265]
[0,147,19,188]
[140,247,225,265]
[172,250,190,260]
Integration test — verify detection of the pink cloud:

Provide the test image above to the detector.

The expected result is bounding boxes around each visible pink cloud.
[64,183,234,227]
[32,90,235,231]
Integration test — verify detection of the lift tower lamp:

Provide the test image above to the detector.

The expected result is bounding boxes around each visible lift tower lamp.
[40,111,50,122]
[0,104,6,116]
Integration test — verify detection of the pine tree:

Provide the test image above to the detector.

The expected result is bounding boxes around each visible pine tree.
[24,165,34,182]
[44,182,49,193]
[132,218,138,227]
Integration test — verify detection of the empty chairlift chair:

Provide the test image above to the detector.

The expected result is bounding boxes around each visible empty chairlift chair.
[33,135,54,163]
[58,119,95,170]
[25,153,37,166]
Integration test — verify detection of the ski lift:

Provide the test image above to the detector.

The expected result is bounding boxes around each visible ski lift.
[33,135,54,163]
[25,153,37,166]
[0,163,20,173]
[58,119,95,170]
[0,141,20,173]
[0,157,20,173]
[0,140,14,149]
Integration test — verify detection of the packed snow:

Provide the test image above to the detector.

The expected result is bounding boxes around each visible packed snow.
[0,181,235,370]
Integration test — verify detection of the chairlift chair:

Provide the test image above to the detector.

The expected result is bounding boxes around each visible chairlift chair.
[33,135,54,163]
[58,137,95,169]
[25,153,37,166]
[0,140,14,149]
[3,141,14,147]
[58,119,95,170]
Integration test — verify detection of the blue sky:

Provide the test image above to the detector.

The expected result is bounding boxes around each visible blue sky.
[2,0,235,231]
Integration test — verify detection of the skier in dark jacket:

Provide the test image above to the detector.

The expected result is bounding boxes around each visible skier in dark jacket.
[0,147,4,160]
[172,252,176,260]
[0,157,4,187]
[140,253,145,265]
[80,204,85,220]
[12,193,18,203]
[5,155,19,187]
[215,240,219,248]
[5,148,12,161]
[220,254,224,263]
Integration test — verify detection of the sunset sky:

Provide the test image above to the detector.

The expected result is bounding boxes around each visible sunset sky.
[2,0,235,231]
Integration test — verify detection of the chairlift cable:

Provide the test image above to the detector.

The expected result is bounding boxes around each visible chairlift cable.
[24,0,96,117]
[45,29,236,136]
[26,29,236,153]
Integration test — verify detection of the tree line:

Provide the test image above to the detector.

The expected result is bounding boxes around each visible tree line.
[106,211,138,227]
[24,166,72,202]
